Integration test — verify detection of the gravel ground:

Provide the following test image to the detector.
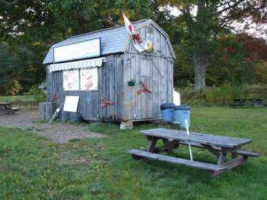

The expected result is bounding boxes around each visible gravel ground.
[0,106,105,143]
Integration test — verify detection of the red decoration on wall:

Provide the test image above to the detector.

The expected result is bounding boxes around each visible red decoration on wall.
[51,89,59,102]
[137,81,152,94]
[100,96,114,108]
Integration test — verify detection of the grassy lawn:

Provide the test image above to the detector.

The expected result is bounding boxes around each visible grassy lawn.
[1,106,267,200]
[0,95,36,105]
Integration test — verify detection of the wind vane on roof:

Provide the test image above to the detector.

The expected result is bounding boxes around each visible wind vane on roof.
[123,13,154,53]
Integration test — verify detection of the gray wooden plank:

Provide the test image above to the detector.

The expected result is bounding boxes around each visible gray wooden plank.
[117,55,124,120]
[153,26,161,57]
[140,128,252,148]
[179,141,260,157]
[167,59,173,102]
[123,53,131,120]
[128,149,227,172]
[159,58,167,104]
[160,34,167,57]
[152,57,160,118]
[147,59,153,118]
[130,53,137,120]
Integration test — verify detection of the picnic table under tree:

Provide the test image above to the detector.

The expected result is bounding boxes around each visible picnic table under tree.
[0,102,18,114]
[128,128,259,177]
[230,98,265,108]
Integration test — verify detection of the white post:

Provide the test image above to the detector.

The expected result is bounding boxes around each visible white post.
[185,119,193,161]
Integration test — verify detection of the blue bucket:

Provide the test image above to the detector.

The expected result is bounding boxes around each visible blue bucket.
[161,103,176,122]
[161,108,174,122]
[173,105,191,128]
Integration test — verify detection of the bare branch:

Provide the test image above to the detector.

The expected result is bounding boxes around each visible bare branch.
[217,0,246,14]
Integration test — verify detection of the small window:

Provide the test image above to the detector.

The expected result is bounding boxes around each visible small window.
[63,68,98,91]
[63,70,79,91]
[80,68,98,91]
[148,25,153,34]
[147,25,154,41]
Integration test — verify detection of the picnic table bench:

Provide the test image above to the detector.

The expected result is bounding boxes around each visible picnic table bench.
[0,102,18,114]
[128,128,259,177]
[230,98,265,108]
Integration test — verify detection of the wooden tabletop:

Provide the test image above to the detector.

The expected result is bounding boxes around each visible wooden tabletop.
[140,128,252,148]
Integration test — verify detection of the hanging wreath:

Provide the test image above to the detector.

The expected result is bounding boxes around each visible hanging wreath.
[100,96,114,108]
[137,81,152,94]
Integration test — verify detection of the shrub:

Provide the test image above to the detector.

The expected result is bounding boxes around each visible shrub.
[204,84,246,105]
[27,86,46,103]
[8,80,23,96]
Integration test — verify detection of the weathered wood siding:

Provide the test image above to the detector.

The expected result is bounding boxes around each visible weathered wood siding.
[46,23,174,122]
[122,23,174,121]
[46,54,124,121]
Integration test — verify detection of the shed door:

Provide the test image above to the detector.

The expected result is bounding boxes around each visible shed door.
[140,57,171,119]
[125,55,168,121]
[139,58,152,119]
[139,57,162,119]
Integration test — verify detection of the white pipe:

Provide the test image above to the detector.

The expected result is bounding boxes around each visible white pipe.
[185,119,193,161]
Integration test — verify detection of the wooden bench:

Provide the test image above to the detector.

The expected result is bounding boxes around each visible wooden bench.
[128,128,260,177]
[128,149,227,172]
[179,141,260,158]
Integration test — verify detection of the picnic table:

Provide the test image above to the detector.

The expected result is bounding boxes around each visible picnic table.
[128,128,259,177]
[230,98,265,108]
[0,102,18,114]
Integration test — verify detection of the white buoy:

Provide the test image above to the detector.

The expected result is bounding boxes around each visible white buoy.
[173,88,181,105]
[185,119,193,161]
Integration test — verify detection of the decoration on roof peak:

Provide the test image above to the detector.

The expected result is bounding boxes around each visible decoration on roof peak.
[123,13,154,53]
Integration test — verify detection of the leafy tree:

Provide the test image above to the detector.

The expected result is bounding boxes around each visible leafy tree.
[0,0,156,94]
[48,0,154,36]
[157,0,267,91]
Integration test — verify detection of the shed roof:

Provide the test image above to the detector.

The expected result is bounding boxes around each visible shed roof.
[43,19,175,64]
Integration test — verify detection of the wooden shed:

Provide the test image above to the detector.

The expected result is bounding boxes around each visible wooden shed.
[43,19,175,124]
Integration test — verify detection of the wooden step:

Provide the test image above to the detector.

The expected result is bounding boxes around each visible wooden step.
[128,149,228,172]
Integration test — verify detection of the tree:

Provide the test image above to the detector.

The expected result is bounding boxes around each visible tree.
[157,0,267,91]
[48,0,154,36]
[0,0,155,94]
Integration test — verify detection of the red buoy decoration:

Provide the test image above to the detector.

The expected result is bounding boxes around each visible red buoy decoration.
[137,81,152,94]
[100,96,114,108]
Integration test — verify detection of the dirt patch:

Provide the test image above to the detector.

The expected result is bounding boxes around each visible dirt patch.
[0,106,105,143]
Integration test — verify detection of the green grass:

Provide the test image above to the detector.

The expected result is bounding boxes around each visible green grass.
[1,107,267,199]
[0,95,36,105]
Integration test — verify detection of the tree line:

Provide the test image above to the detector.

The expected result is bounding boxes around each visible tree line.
[0,0,266,95]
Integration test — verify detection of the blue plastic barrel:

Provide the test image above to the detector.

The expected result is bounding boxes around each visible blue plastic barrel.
[161,109,174,122]
[161,103,175,122]
[173,105,191,128]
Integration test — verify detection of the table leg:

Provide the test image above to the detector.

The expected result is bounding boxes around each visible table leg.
[162,139,176,154]
[3,104,12,114]
[211,147,248,177]
[201,144,220,159]
[146,137,180,154]
[231,152,238,159]
[217,151,227,165]
[147,137,159,153]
